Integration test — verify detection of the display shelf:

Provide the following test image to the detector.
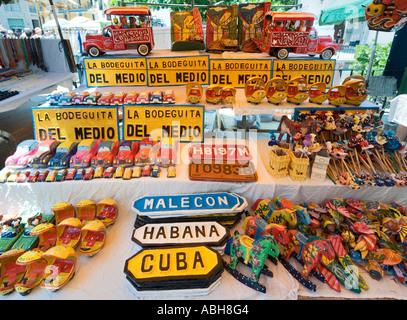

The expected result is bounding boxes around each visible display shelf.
[1,139,406,300]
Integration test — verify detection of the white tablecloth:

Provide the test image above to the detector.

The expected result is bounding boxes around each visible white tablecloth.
[1,139,407,300]
[389,95,407,127]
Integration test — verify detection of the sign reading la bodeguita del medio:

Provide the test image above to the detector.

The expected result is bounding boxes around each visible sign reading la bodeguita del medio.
[32,105,120,142]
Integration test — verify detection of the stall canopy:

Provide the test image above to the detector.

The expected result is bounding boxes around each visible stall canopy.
[318,0,372,25]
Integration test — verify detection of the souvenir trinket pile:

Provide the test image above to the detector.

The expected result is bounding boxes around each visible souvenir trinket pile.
[0,198,118,296]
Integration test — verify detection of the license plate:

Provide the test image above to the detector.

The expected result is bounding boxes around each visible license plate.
[189,144,252,163]
[188,161,257,182]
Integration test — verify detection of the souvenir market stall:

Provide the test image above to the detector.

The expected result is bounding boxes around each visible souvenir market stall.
[1,1,407,301]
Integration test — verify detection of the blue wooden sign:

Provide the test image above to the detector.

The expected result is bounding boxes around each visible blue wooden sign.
[132,192,247,218]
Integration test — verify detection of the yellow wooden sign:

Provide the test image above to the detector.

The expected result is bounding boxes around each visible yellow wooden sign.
[124,246,222,280]
[84,57,147,87]
[272,59,336,87]
[146,55,209,86]
[123,105,204,142]
[210,59,272,88]
[32,106,120,142]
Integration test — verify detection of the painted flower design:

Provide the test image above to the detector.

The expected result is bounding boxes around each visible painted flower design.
[251,254,261,268]
[252,243,263,255]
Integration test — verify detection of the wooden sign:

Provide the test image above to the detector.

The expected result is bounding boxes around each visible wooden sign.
[132,192,247,218]
[124,245,223,282]
[132,221,230,248]
[122,104,204,142]
[146,55,210,86]
[210,59,272,88]
[32,105,120,142]
[83,57,147,87]
[272,59,335,87]
[189,143,252,163]
[189,161,257,182]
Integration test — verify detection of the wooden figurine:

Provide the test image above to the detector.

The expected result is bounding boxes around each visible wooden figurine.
[224,232,279,292]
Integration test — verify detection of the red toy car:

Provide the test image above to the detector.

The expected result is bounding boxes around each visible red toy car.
[83,168,94,180]
[71,91,90,105]
[123,91,139,104]
[163,89,176,104]
[83,6,155,57]
[134,137,156,165]
[156,138,178,167]
[27,170,40,183]
[91,140,120,168]
[112,140,140,167]
[17,171,30,183]
[258,11,342,59]
[111,92,127,105]
[104,166,115,178]
[37,170,49,182]
[97,92,114,105]
[65,168,77,180]
[70,139,103,168]
[142,164,152,177]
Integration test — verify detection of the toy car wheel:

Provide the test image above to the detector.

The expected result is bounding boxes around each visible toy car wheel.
[276,48,289,59]
[88,46,101,57]
[137,44,150,56]
[321,49,333,59]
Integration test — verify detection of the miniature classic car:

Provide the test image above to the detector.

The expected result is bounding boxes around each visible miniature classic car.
[167,165,176,178]
[123,167,133,180]
[111,92,127,105]
[163,89,175,104]
[5,140,40,169]
[245,77,266,104]
[80,220,106,256]
[74,169,85,180]
[97,92,114,105]
[28,139,60,168]
[58,92,76,106]
[220,86,236,104]
[134,138,156,164]
[123,91,139,104]
[37,170,49,182]
[206,85,222,104]
[132,166,142,178]
[26,171,40,182]
[45,170,58,182]
[83,91,102,105]
[83,168,94,180]
[7,171,20,182]
[156,138,178,167]
[136,90,151,104]
[286,77,309,104]
[0,171,11,183]
[150,90,163,104]
[70,139,102,168]
[186,82,203,104]
[71,91,90,104]
[104,166,115,178]
[114,166,124,179]
[265,78,287,105]
[342,75,368,106]
[327,85,347,106]
[150,165,161,178]
[308,82,328,104]
[16,171,30,183]
[46,91,62,105]
[94,166,104,178]
[65,168,77,180]
[112,140,139,167]
[91,140,120,168]
[48,141,79,170]
[55,169,67,182]
[142,164,152,177]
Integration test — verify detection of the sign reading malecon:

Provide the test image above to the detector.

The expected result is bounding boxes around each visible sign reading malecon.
[210,59,272,88]
[32,105,120,142]
[272,59,336,87]
[146,55,210,86]
[123,104,204,142]
[84,57,147,87]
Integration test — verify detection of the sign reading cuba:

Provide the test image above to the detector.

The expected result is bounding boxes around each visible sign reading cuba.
[132,192,247,217]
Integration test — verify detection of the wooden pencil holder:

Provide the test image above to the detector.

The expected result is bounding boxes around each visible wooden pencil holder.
[288,150,310,181]
[269,147,290,178]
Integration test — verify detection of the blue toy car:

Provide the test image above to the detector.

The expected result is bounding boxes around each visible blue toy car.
[46,91,62,105]
[149,90,163,104]
[47,141,79,169]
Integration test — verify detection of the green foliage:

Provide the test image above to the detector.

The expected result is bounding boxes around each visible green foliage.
[351,40,392,76]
